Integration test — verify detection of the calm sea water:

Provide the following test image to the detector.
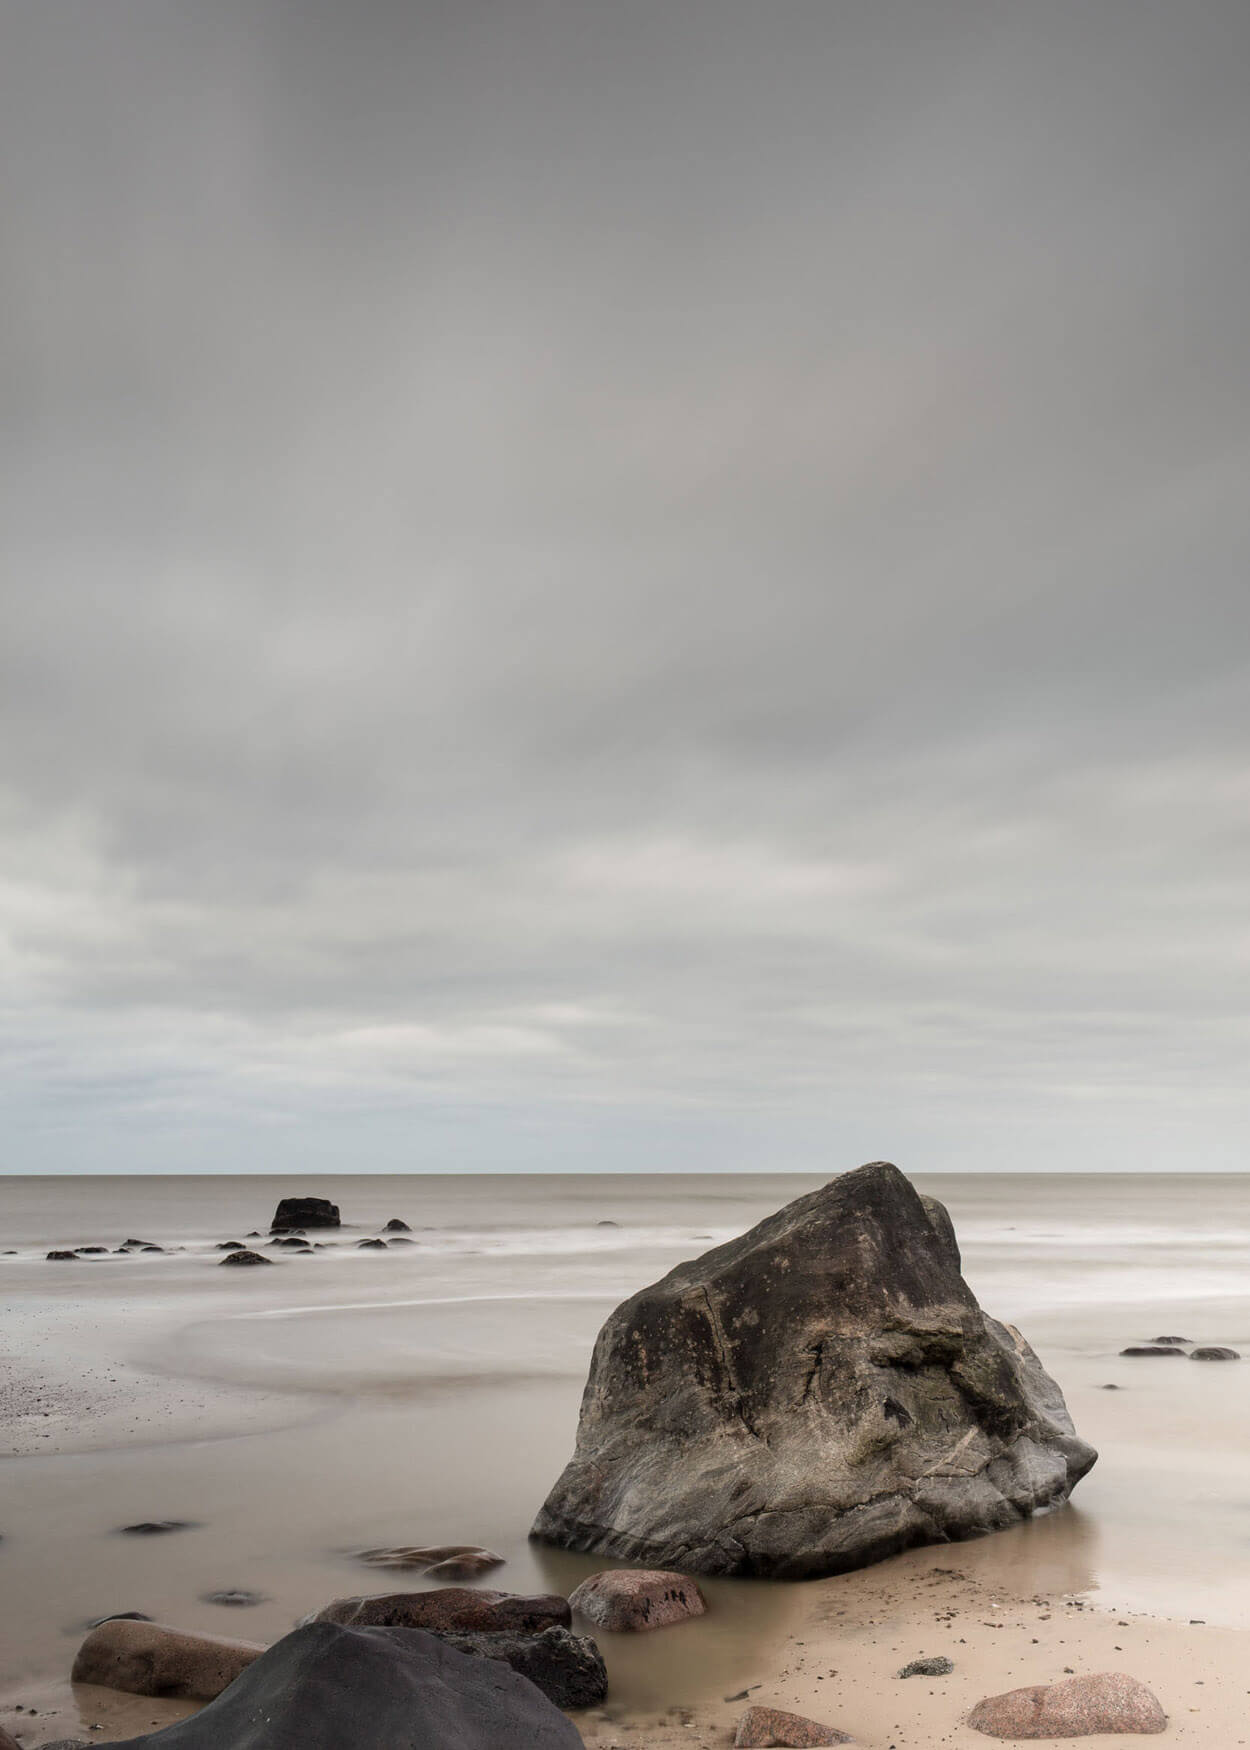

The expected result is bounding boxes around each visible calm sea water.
[2,1171,1248,1720]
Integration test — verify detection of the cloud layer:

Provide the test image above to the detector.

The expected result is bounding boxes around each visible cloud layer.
[2,1,1248,1172]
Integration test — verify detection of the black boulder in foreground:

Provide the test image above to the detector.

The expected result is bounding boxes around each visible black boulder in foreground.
[103,1621,585,1750]
[532,1161,1096,1577]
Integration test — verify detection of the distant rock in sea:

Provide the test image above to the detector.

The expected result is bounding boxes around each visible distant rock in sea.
[270,1196,340,1231]
[383,1217,411,1232]
[1190,1346,1239,1360]
[219,1249,272,1267]
[532,1161,1096,1578]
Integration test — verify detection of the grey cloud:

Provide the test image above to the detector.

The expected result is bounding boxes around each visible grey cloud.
[1,1,1247,1172]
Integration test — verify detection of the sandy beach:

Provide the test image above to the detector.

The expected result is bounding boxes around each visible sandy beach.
[2,1171,1249,1747]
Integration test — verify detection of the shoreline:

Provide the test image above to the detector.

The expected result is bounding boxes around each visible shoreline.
[4,1541,1246,1747]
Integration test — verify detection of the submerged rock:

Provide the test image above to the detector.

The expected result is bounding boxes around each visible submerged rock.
[734,1706,852,1747]
[270,1197,340,1231]
[117,1521,195,1536]
[219,1249,272,1267]
[568,1568,706,1631]
[46,1250,78,1261]
[357,1237,389,1250]
[1119,1346,1186,1357]
[101,1622,584,1750]
[532,1162,1096,1578]
[72,1618,263,1700]
[356,1544,504,1577]
[1190,1346,1239,1360]
[383,1218,411,1232]
[968,1671,1166,1738]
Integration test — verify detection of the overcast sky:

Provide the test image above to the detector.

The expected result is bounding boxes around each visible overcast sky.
[2,1,1247,1175]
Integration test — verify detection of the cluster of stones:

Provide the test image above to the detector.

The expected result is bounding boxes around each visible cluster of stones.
[1119,1335,1239,1360]
[38,1197,419,1268]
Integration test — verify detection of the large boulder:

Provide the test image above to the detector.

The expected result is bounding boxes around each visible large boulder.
[71,1619,263,1700]
[968,1671,1166,1737]
[101,1622,585,1750]
[532,1162,1096,1578]
[270,1197,340,1231]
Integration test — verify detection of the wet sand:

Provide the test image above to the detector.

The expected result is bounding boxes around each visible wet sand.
[2,1171,1249,1746]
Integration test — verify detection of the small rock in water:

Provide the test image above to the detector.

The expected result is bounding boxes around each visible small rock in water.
[358,1237,389,1249]
[139,1244,166,1253]
[121,1238,153,1248]
[568,1569,706,1632]
[118,1520,196,1536]
[597,1219,619,1227]
[969,1671,1166,1738]
[202,1589,266,1607]
[733,1705,853,1747]
[898,1655,954,1677]
[357,1544,504,1575]
[75,1245,109,1254]
[215,1241,245,1251]
[46,1250,78,1260]
[219,1249,273,1267]
[1190,1345,1240,1360]
[1119,1346,1186,1357]
[383,1218,411,1232]
[86,1611,153,1629]
[1150,1336,1190,1345]
[389,1234,417,1244]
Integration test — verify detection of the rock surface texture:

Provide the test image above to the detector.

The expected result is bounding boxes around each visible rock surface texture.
[734,1705,853,1746]
[101,1622,585,1750]
[71,1619,264,1700]
[438,1625,608,1709]
[568,1568,706,1631]
[311,1587,570,1635]
[532,1162,1096,1577]
[968,1671,1167,1737]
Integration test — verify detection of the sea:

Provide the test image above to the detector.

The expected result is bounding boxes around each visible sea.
[2,1171,1248,1715]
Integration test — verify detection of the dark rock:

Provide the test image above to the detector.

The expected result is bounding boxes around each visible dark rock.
[220,1249,273,1267]
[118,1521,196,1535]
[140,1244,166,1253]
[215,1241,245,1251]
[358,1238,388,1249]
[388,1234,417,1244]
[312,1588,570,1635]
[383,1218,411,1232]
[46,1250,78,1260]
[1119,1346,1187,1357]
[122,1239,153,1248]
[86,1611,154,1629]
[1150,1336,1189,1345]
[271,1236,310,1250]
[733,1706,852,1746]
[75,1245,109,1254]
[598,1220,619,1227]
[71,1619,264,1700]
[246,1231,262,1238]
[568,1568,705,1631]
[202,1590,266,1607]
[1190,1346,1240,1360]
[271,1197,340,1231]
[898,1655,954,1677]
[533,1162,1096,1578]
[101,1622,584,1750]
[968,1671,1166,1737]
[440,1625,608,1709]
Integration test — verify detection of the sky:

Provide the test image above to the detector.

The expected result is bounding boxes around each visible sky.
[1,1,1248,1175]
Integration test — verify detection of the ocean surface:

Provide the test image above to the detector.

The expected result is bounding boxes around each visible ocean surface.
[2,1171,1248,1718]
